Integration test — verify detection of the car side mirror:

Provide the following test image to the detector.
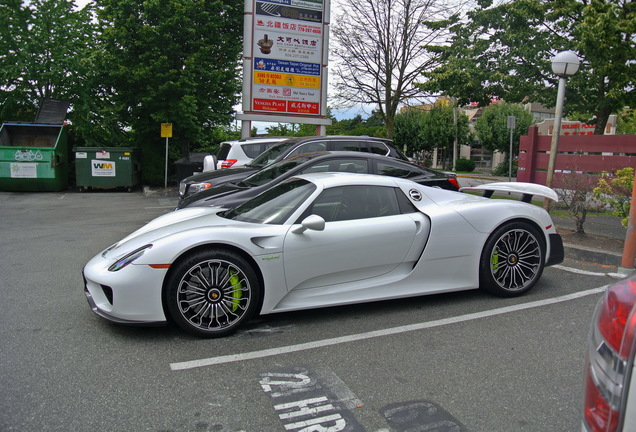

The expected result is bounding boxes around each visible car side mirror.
[292,214,325,234]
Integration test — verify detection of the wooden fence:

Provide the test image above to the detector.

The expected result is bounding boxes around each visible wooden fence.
[517,125,636,187]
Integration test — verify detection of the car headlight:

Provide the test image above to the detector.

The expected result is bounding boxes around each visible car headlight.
[108,244,153,272]
[187,182,213,196]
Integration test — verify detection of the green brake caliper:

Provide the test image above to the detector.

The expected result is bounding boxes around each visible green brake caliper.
[491,249,500,273]
[229,270,242,312]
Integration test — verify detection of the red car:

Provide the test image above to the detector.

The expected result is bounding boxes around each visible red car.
[583,274,636,432]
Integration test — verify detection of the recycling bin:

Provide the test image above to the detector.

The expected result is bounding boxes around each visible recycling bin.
[0,122,69,192]
[74,147,140,191]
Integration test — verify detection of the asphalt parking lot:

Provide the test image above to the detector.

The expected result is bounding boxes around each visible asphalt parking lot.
[0,189,622,432]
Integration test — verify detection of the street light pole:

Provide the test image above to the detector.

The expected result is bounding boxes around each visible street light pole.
[544,76,567,189]
[544,51,580,209]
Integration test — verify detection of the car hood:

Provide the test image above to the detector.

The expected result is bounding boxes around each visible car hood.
[183,166,256,184]
[103,207,245,258]
[178,182,247,209]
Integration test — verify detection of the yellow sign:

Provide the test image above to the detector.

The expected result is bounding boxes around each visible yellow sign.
[161,123,173,138]
[253,71,320,89]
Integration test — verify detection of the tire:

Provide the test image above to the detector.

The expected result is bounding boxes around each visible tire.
[165,249,260,337]
[479,222,545,297]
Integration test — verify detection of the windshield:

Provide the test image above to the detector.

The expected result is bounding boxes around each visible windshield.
[248,141,297,167]
[241,154,320,187]
[222,179,316,224]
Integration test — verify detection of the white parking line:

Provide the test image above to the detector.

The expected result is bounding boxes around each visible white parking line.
[170,286,608,371]
[553,264,625,279]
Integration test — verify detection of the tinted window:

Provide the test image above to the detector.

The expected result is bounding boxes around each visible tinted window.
[216,143,232,159]
[249,141,297,167]
[241,143,265,158]
[330,141,361,152]
[241,156,316,187]
[376,160,426,179]
[299,159,368,175]
[223,179,316,225]
[287,141,328,158]
[366,141,389,156]
[309,185,400,222]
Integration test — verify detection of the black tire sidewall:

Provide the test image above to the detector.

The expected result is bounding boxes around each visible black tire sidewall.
[479,222,546,297]
[164,248,260,337]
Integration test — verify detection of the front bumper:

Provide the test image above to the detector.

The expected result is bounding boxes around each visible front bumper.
[82,254,169,325]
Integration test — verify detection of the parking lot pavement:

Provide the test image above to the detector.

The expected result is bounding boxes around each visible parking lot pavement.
[0,189,620,432]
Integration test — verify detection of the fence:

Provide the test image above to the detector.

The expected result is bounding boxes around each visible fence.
[517,125,636,187]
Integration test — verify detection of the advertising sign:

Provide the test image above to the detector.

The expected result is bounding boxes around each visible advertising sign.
[249,0,326,116]
[91,160,116,177]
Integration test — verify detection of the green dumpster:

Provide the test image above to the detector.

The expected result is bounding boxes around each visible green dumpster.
[74,147,140,191]
[0,122,69,192]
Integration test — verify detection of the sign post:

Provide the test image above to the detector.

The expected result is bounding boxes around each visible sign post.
[507,116,516,182]
[161,123,172,188]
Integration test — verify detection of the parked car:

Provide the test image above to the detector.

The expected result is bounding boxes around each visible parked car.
[583,274,636,432]
[178,135,409,199]
[177,152,460,209]
[214,136,287,169]
[83,172,563,337]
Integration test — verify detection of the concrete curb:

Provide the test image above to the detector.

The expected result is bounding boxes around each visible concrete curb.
[563,243,625,267]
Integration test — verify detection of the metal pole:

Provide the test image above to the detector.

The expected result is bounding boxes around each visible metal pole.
[241,120,251,138]
[453,107,458,170]
[164,137,168,189]
[507,115,515,182]
[509,126,513,182]
[544,76,567,208]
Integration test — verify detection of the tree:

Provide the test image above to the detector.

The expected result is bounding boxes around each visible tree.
[420,0,636,134]
[394,109,427,154]
[474,102,534,156]
[95,0,243,183]
[618,108,636,135]
[394,103,471,166]
[0,0,95,123]
[330,0,462,138]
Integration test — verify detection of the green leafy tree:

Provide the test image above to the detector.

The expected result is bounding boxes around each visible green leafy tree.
[394,103,471,166]
[0,0,95,123]
[617,108,636,135]
[420,104,470,155]
[594,167,634,227]
[394,109,427,154]
[326,113,387,137]
[420,0,636,134]
[474,103,534,157]
[95,0,243,184]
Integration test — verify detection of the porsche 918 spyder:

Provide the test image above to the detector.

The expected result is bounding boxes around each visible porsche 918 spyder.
[82,173,564,337]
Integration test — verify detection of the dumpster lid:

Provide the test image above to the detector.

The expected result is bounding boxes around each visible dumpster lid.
[34,98,70,124]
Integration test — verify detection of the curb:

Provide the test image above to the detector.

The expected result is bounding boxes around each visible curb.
[563,243,626,267]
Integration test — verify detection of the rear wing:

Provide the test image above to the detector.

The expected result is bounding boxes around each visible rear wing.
[459,182,558,203]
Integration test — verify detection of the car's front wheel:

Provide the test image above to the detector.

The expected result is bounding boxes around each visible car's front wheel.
[165,249,260,337]
[479,222,545,297]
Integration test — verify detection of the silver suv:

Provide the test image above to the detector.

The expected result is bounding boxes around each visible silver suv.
[215,137,286,169]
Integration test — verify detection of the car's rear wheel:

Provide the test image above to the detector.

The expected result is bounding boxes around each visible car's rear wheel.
[165,249,260,337]
[479,222,545,297]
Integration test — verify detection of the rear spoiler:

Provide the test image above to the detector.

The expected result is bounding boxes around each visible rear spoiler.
[459,182,559,203]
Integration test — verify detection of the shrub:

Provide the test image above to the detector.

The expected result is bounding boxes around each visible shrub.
[454,157,475,172]
[593,167,634,227]
[492,160,517,177]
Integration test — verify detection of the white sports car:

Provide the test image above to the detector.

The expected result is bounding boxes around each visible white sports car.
[83,173,564,337]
